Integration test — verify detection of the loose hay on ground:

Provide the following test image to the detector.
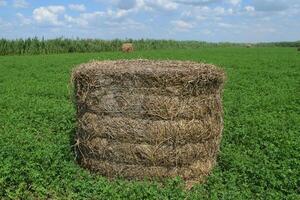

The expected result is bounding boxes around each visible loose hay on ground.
[72,59,225,187]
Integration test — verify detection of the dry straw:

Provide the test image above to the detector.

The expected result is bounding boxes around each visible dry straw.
[122,43,134,53]
[72,59,226,187]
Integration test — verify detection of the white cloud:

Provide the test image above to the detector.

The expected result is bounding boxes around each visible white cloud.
[68,4,86,12]
[63,10,144,34]
[227,0,240,6]
[214,7,225,15]
[64,15,89,27]
[16,13,31,25]
[33,6,65,26]
[192,6,233,17]
[104,18,144,30]
[65,11,102,27]
[0,17,13,30]
[106,9,133,19]
[144,0,178,11]
[13,0,29,8]
[174,0,219,6]
[245,6,255,12]
[202,29,212,35]
[172,20,194,31]
[47,6,65,13]
[80,11,105,20]
[0,0,7,6]
[177,5,234,29]
[63,8,134,28]
[95,0,177,12]
[218,22,234,28]
[3,0,300,41]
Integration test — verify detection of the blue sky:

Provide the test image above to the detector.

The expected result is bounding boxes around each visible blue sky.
[0,0,299,42]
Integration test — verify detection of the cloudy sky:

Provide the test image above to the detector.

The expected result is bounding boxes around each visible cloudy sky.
[0,0,299,42]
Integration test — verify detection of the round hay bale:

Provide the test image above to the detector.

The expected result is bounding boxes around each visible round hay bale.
[72,59,226,187]
[121,43,134,53]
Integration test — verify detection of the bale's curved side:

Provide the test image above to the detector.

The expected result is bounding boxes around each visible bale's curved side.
[78,113,222,145]
[81,159,216,182]
[122,43,134,52]
[72,59,225,186]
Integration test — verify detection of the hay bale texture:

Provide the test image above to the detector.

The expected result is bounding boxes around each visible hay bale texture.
[122,43,134,53]
[72,59,226,186]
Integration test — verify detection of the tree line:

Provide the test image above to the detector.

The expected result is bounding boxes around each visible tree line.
[0,37,299,56]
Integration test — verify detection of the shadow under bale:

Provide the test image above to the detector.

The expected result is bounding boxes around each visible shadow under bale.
[71,59,226,187]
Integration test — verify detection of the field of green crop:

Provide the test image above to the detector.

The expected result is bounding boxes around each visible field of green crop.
[0,47,299,199]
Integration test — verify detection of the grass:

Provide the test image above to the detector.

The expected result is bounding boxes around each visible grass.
[0,47,299,199]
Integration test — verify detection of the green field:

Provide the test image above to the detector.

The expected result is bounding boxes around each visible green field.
[0,48,299,199]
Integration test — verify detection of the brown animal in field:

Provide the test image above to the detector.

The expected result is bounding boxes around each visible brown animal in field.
[122,43,134,53]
